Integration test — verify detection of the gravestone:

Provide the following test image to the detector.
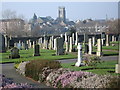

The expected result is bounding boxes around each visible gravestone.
[112,35,115,42]
[49,37,52,49]
[43,35,48,49]
[51,36,54,49]
[75,43,83,67]
[34,44,40,56]
[0,34,6,53]
[54,38,57,50]
[65,32,67,42]
[84,44,89,54]
[21,42,25,50]
[84,33,88,43]
[9,47,20,59]
[14,43,17,47]
[29,40,32,48]
[4,34,8,49]
[32,41,35,48]
[17,43,21,50]
[56,37,64,55]
[9,39,14,48]
[92,36,95,46]
[69,37,73,52]
[60,34,63,38]
[25,43,28,50]
[96,39,102,56]
[65,41,69,52]
[38,38,42,44]
[72,33,75,44]
[106,34,110,46]
[88,38,92,55]
[115,35,120,73]
[75,32,78,45]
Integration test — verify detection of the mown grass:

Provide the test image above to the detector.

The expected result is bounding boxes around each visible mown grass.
[0,49,77,63]
[61,60,120,76]
[110,41,119,44]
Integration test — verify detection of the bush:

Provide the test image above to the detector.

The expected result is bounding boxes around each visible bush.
[25,60,61,81]
[107,76,120,88]
[83,55,101,68]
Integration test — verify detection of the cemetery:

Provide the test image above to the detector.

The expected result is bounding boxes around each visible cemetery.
[0,33,120,88]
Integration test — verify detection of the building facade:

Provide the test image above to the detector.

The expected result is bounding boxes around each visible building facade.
[0,19,24,34]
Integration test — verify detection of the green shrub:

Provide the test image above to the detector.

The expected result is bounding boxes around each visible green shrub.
[107,76,120,88]
[83,55,101,68]
[25,60,61,81]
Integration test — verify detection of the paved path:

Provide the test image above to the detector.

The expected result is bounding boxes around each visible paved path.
[0,63,50,88]
[57,56,118,63]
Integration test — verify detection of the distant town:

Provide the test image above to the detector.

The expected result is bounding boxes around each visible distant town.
[0,6,118,37]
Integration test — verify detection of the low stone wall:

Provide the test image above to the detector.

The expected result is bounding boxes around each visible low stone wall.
[16,61,30,76]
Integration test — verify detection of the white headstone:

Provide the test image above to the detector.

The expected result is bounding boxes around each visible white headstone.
[112,35,115,42]
[69,37,73,52]
[106,34,110,46]
[54,38,57,50]
[88,38,92,55]
[96,39,102,56]
[75,43,83,67]
[60,34,63,38]
[65,32,67,42]
[92,36,95,46]
[65,42,69,52]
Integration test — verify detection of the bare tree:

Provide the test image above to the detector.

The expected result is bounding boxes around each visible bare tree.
[1,9,30,37]
[107,19,119,34]
[2,9,17,19]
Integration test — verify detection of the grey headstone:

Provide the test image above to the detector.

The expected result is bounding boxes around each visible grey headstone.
[0,34,6,53]
[56,37,64,55]
[9,47,20,59]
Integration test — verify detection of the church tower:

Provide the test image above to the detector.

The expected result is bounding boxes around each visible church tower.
[58,6,66,23]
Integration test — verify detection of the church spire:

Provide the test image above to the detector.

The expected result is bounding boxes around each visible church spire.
[33,13,37,20]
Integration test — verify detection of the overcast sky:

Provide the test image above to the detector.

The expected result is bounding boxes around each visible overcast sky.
[1,2,118,21]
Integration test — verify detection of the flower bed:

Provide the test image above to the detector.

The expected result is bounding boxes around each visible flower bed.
[0,74,32,89]
[39,68,119,88]
[17,61,120,88]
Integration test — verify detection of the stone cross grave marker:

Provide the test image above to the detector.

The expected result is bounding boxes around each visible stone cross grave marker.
[75,43,83,67]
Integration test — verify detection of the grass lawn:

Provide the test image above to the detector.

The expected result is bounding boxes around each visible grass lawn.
[93,45,118,51]
[0,48,77,63]
[102,46,119,50]
[61,60,120,76]
[110,41,119,44]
